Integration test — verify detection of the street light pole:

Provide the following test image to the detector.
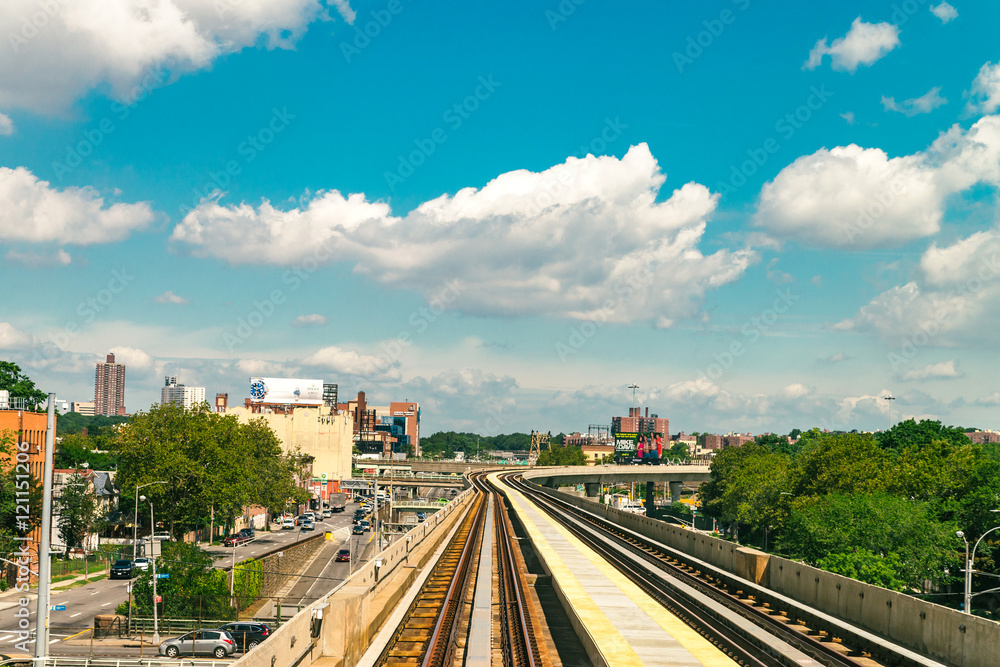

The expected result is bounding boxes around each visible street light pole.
[884,394,895,431]
[628,384,639,412]
[143,496,161,644]
[958,521,1000,615]
[133,481,167,562]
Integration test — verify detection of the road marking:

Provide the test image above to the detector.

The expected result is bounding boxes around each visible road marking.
[49,639,59,644]
[70,613,82,618]
[101,602,112,607]
[0,635,15,641]
[64,628,91,640]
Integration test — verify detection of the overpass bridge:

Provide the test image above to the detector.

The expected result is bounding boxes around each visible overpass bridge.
[218,466,991,667]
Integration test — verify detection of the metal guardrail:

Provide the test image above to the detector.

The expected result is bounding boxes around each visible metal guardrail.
[127,618,282,634]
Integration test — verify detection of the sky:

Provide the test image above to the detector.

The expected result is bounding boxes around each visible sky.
[2,0,1000,437]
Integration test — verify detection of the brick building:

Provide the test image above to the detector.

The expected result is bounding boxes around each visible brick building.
[94,352,126,416]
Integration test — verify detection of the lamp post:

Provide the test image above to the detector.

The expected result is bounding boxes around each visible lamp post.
[884,394,895,431]
[142,495,161,644]
[133,481,167,562]
[958,515,1000,615]
[628,384,639,412]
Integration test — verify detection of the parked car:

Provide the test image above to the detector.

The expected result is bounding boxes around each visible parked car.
[352,524,365,535]
[300,519,315,531]
[281,517,295,530]
[152,531,172,541]
[360,520,371,532]
[322,509,332,518]
[335,549,350,562]
[416,513,426,523]
[133,558,150,572]
[239,528,255,539]
[110,559,134,579]
[158,629,235,658]
[216,622,270,652]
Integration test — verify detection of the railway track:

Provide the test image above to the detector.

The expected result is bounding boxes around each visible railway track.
[372,472,546,667]
[500,472,945,667]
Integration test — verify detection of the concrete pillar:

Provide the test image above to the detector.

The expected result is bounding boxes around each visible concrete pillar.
[669,481,682,504]
[645,481,655,516]
[585,482,600,497]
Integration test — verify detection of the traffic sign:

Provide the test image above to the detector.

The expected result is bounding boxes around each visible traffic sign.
[156,573,170,579]
[51,605,66,611]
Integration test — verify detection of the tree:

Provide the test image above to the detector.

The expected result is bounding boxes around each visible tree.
[0,361,46,410]
[876,419,970,453]
[55,433,118,470]
[791,432,890,497]
[57,472,97,556]
[536,446,586,466]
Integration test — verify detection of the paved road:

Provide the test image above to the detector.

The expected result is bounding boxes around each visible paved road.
[0,502,374,654]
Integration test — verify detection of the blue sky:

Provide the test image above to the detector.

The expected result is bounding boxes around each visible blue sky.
[2,0,1000,436]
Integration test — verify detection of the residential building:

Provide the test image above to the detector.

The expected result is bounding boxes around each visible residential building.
[966,430,1000,444]
[160,376,206,410]
[0,402,54,581]
[51,468,117,553]
[581,443,614,465]
[94,353,126,416]
[611,407,669,437]
[215,393,228,413]
[338,391,421,458]
[71,401,95,416]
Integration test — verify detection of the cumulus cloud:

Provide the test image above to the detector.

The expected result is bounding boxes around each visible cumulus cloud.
[840,111,856,124]
[154,290,189,304]
[301,345,401,381]
[109,346,155,374]
[930,2,958,23]
[838,228,1000,344]
[804,18,900,73]
[974,392,1000,407]
[820,352,849,364]
[402,368,517,433]
[172,144,755,326]
[5,249,71,266]
[330,0,356,24]
[292,314,328,328]
[0,113,12,135]
[0,323,35,350]
[898,360,962,382]
[967,62,1000,115]
[882,87,947,116]
[0,0,327,115]
[0,167,154,244]
[756,115,1000,249]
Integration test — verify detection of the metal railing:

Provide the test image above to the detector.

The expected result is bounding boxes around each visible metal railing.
[0,658,234,667]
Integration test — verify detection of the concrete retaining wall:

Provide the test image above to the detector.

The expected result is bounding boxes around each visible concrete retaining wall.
[232,486,477,667]
[529,480,999,667]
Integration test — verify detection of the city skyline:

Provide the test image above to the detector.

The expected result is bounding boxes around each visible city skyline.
[2,2,1000,435]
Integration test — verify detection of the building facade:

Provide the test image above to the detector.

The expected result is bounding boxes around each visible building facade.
[160,376,206,410]
[94,353,126,416]
[71,401,95,416]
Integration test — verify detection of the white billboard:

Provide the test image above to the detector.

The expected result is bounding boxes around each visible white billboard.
[249,377,324,405]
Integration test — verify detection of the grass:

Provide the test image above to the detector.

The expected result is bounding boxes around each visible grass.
[58,574,108,590]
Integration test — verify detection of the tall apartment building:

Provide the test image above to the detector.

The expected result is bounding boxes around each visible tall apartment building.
[612,407,669,436]
[160,376,206,410]
[94,353,126,416]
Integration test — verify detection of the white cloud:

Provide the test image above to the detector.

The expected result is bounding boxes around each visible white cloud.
[172,144,756,326]
[820,352,849,364]
[5,249,71,266]
[291,314,328,328]
[154,290,189,304]
[899,360,962,382]
[402,368,517,434]
[840,111,856,124]
[930,2,958,23]
[330,0,356,24]
[108,346,155,374]
[0,323,35,350]
[804,18,900,73]
[0,113,12,135]
[235,359,289,377]
[967,62,1000,115]
[974,392,1000,407]
[882,87,947,116]
[301,345,401,380]
[765,258,794,284]
[0,0,327,115]
[756,115,1000,249]
[0,167,154,244]
[838,228,1000,344]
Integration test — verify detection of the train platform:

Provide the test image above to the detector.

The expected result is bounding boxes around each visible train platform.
[492,472,736,667]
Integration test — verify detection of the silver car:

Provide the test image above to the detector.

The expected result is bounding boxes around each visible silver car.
[159,629,235,658]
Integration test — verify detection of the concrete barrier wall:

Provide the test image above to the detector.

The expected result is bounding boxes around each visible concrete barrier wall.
[530,480,999,667]
[233,486,477,667]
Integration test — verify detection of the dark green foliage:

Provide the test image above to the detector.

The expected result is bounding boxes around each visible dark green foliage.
[536,446,586,466]
[55,433,118,470]
[419,432,532,459]
[57,473,98,555]
[0,361,46,410]
[57,412,129,437]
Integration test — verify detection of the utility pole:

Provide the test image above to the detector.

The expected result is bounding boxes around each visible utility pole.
[34,394,56,664]
[628,384,639,412]
[884,394,895,431]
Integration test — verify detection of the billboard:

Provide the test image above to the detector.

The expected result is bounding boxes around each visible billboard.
[614,431,665,464]
[614,432,638,457]
[248,377,324,405]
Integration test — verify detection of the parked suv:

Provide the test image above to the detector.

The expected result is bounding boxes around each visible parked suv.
[216,622,270,651]
[110,559,134,579]
[158,629,235,658]
[133,557,150,572]
[238,528,255,539]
